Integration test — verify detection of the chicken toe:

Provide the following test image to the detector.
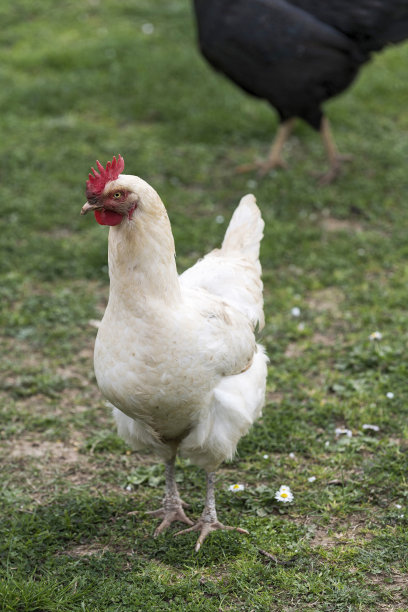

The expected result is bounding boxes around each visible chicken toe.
[236,156,287,176]
[149,504,194,536]
[175,519,248,552]
[236,119,294,176]
[317,152,354,185]
[174,472,248,551]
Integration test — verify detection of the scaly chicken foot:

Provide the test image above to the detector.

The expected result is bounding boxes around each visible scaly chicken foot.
[175,472,248,551]
[236,119,294,176]
[149,504,193,536]
[148,458,194,536]
[175,518,249,552]
[318,116,353,184]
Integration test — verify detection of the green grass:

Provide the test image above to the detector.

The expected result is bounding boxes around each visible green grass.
[1,1,408,610]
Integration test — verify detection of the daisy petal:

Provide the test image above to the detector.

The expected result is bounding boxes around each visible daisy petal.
[229,483,245,492]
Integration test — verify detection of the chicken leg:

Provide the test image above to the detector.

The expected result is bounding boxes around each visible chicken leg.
[175,472,248,552]
[318,116,353,184]
[148,457,194,535]
[237,119,295,176]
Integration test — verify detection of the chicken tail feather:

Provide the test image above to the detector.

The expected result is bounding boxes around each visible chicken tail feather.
[221,195,264,264]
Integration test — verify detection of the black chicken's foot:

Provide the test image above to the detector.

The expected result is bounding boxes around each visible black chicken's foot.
[318,116,353,184]
[317,153,354,185]
[236,119,294,176]
[236,156,287,175]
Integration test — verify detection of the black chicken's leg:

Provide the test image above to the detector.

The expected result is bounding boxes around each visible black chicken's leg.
[148,457,193,536]
[318,116,353,184]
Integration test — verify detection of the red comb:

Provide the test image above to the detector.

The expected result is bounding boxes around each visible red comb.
[86,155,125,198]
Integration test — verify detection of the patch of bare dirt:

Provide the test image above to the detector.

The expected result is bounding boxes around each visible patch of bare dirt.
[284,342,304,358]
[7,439,80,462]
[311,332,337,347]
[284,331,336,359]
[0,432,121,495]
[307,521,372,549]
[61,540,140,569]
[295,514,372,550]
[306,287,344,316]
[321,217,364,233]
[267,391,284,404]
[1,338,45,372]
[373,573,408,609]
[377,605,408,611]
[1,334,95,393]
[370,573,407,589]
[65,543,109,557]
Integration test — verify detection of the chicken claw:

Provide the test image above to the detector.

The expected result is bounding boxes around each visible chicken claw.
[236,157,288,176]
[174,472,248,551]
[149,504,194,536]
[317,153,354,185]
[175,520,248,552]
[236,119,295,176]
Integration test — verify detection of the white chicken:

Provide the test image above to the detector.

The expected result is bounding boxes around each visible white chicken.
[81,155,268,551]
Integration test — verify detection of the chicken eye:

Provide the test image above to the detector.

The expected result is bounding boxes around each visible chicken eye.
[113,192,122,199]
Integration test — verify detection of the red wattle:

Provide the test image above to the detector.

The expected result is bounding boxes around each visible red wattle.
[94,209,124,226]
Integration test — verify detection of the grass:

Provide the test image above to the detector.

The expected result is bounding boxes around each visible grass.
[1,0,408,610]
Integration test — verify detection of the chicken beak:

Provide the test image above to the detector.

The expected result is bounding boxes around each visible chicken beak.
[81,201,99,215]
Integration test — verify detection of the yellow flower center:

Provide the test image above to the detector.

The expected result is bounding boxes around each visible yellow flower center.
[281,492,288,498]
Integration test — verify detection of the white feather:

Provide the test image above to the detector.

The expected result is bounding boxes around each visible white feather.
[180,194,265,328]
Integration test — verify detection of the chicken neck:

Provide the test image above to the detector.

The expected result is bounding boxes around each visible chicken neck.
[107,212,181,311]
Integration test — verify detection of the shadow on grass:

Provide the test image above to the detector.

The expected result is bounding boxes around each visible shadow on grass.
[1,492,250,576]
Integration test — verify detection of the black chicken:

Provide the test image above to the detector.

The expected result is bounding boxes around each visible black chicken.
[192,0,408,182]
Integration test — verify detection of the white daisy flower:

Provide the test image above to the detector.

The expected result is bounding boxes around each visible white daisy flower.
[386,392,394,399]
[335,427,353,438]
[291,307,301,317]
[307,476,316,483]
[275,485,294,503]
[263,454,269,459]
[141,23,154,35]
[289,452,296,459]
[246,179,258,190]
[125,485,132,491]
[229,483,245,492]
[324,441,330,447]
[369,331,382,341]
[395,504,402,509]
[362,424,380,432]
